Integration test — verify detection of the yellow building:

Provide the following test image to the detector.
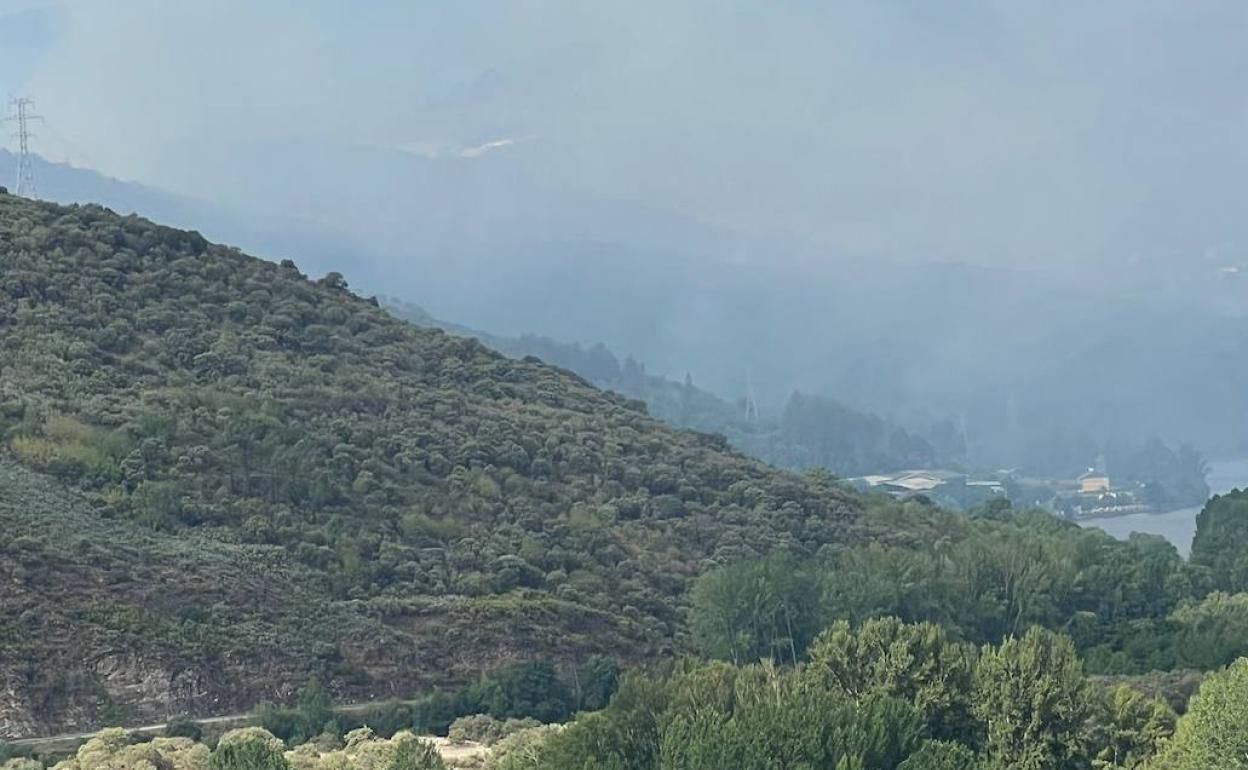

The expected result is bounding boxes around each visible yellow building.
[1078,471,1110,494]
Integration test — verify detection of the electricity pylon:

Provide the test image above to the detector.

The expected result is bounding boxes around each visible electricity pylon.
[6,97,43,198]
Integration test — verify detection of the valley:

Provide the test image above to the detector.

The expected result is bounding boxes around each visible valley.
[5,4,1248,765]
[3,195,1248,770]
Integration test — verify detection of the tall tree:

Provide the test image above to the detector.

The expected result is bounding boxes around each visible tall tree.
[688,553,821,665]
[972,628,1091,770]
[1087,684,1174,770]
[804,617,976,741]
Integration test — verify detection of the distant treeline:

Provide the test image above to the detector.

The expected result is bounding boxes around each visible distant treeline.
[688,490,1248,676]
[383,300,967,477]
[385,300,1211,508]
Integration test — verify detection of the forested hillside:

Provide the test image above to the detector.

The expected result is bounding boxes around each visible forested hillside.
[382,299,963,476]
[0,194,862,734]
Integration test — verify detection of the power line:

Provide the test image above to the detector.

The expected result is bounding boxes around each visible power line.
[5,97,44,198]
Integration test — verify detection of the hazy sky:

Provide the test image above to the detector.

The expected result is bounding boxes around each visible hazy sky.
[2,1,1247,266]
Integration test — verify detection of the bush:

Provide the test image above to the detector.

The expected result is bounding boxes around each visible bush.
[256,680,339,747]
[465,661,573,724]
[385,731,445,770]
[165,715,204,741]
[210,728,289,770]
[574,655,620,712]
[355,700,416,737]
[410,692,469,737]
[487,725,563,770]
[448,714,541,746]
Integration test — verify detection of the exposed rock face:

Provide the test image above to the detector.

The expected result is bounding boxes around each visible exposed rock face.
[0,671,40,739]
[0,455,656,737]
[93,653,211,725]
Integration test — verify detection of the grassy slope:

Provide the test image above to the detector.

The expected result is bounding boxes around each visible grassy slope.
[0,194,861,735]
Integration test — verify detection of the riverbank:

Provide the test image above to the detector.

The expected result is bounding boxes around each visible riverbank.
[1076,457,1248,557]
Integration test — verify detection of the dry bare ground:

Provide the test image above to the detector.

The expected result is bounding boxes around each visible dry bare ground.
[429,737,490,767]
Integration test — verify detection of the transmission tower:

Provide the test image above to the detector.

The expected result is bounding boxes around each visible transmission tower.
[6,97,43,198]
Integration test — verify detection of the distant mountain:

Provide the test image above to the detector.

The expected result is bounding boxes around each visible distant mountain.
[383,298,966,477]
[9,147,1246,473]
[181,140,1248,467]
[0,194,862,735]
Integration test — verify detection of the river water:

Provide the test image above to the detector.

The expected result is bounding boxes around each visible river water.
[1077,457,1248,557]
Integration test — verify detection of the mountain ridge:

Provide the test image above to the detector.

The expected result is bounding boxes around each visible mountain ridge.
[0,192,862,736]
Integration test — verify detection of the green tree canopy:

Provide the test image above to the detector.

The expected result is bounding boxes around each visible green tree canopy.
[1191,490,1248,592]
[1151,657,1248,770]
[1087,684,1174,770]
[972,628,1091,770]
[896,740,979,770]
[688,552,822,666]
[210,728,290,770]
[804,617,975,741]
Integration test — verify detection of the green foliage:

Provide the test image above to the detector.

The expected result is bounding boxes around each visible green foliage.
[775,391,942,474]
[353,701,417,738]
[53,729,211,770]
[573,655,620,712]
[297,681,335,737]
[697,500,1206,677]
[823,501,1206,674]
[165,715,205,742]
[972,628,1091,770]
[257,680,340,747]
[660,685,923,770]
[688,552,822,665]
[805,617,975,741]
[210,728,290,770]
[464,661,573,724]
[131,480,185,530]
[512,673,668,770]
[407,692,467,737]
[325,659,615,741]
[382,732,445,770]
[1168,592,1248,670]
[1191,489,1248,592]
[447,714,539,746]
[1088,684,1174,770]
[386,299,966,478]
[0,744,33,766]
[1151,657,1248,770]
[481,622,1181,770]
[279,728,445,770]
[494,660,928,770]
[488,724,565,770]
[897,740,980,770]
[0,196,862,723]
